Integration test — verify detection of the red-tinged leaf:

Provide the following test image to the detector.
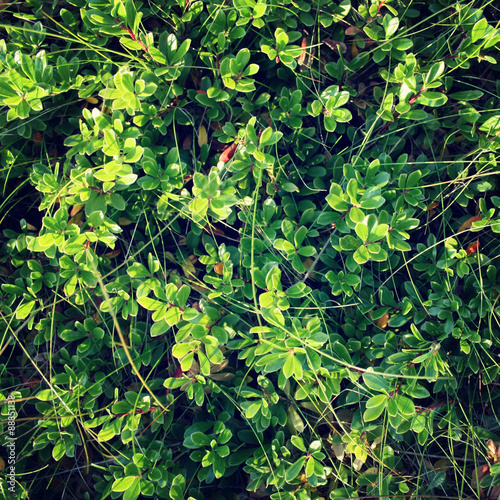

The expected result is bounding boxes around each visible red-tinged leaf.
[466,240,479,256]
[352,42,359,58]
[298,37,307,66]
[103,249,121,258]
[68,210,84,227]
[190,69,199,88]
[196,89,207,94]
[182,135,192,150]
[471,463,489,492]
[214,263,224,275]
[23,378,41,389]
[70,205,84,217]
[260,112,273,126]
[203,224,225,237]
[119,217,134,226]
[487,440,498,461]
[174,364,183,378]
[219,143,237,163]
[458,215,482,232]
[345,25,362,35]
[376,312,390,329]
[353,99,367,109]
[320,56,326,73]
[492,486,500,500]
[323,39,347,54]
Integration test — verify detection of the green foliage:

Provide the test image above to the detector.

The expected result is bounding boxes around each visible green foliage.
[0,0,499,499]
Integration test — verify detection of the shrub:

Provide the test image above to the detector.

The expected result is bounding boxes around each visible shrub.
[0,0,499,499]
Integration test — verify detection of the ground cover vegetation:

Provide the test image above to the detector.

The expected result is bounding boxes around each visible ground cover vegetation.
[0,0,499,498]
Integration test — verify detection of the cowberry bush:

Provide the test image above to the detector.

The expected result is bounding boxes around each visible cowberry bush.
[0,0,500,499]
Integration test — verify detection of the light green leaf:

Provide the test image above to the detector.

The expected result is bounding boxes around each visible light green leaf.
[364,402,386,421]
[112,476,138,492]
[355,223,368,241]
[363,372,392,394]
[353,245,369,264]
[471,18,488,43]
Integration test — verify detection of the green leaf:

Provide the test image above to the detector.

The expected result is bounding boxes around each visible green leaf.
[52,438,66,461]
[471,18,488,43]
[396,395,415,416]
[283,355,295,378]
[363,372,392,394]
[364,402,386,421]
[191,431,211,446]
[416,91,448,107]
[16,300,36,319]
[213,453,226,478]
[111,401,134,414]
[350,207,365,223]
[355,223,368,241]
[403,384,430,399]
[198,349,211,376]
[291,435,307,452]
[292,254,306,273]
[294,226,307,247]
[364,26,380,41]
[359,196,385,209]
[259,127,282,147]
[137,296,165,311]
[346,179,358,203]
[305,456,316,478]
[292,355,303,379]
[113,476,137,492]
[123,477,141,500]
[236,48,251,71]
[369,223,389,241]
[324,115,337,132]
[275,27,289,48]
[104,129,121,156]
[425,61,445,85]
[285,456,307,483]
[285,282,311,299]
[392,38,413,50]
[165,306,181,326]
[384,16,399,39]
[139,478,154,496]
[353,245,369,264]
[479,116,500,134]
[332,341,352,364]
[326,184,349,211]
[366,394,388,409]
[281,181,298,192]
[169,474,185,500]
[17,99,31,118]
[172,39,191,64]
[449,90,483,101]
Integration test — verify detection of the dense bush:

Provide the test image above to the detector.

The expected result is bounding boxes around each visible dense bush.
[0,0,499,498]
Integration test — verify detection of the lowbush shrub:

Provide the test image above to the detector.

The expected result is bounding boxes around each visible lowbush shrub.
[0,0,499,499]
